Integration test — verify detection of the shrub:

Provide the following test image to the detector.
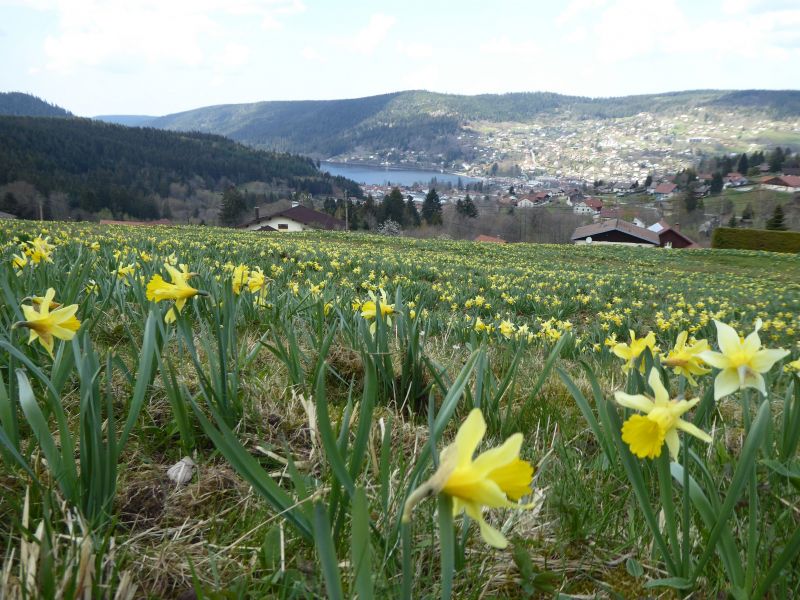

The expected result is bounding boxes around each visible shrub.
[712,227,800,253]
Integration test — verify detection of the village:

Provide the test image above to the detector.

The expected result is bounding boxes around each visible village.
[230,164,800,249]
[328,106,800,184]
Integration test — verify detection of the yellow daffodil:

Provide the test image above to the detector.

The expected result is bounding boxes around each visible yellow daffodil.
[616,368,711,460]
[146,263,201,323]
[360,289,394,320]
[402,408,535,548]
[661,331,710,386]
[232,264,250,295]
[360,289,395,333]
[12,252,28,273]
[785,358,800,373]
[13,288,81,357]
[25,236,55,264]
[613,330,657,373]
[247,266,267,294]
[499,320,515,339]
[698,319,789,400]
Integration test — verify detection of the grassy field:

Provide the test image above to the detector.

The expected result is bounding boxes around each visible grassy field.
[1,222,798,599]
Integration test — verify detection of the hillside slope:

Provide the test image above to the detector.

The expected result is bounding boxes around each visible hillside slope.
[0,116,361,221]
[143,89,800,159]
[0,91,72,117]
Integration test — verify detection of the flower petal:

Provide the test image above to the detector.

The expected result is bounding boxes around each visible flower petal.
[714,368,740,400]
[715,320,741,355]
[665,429,680,460]
[676,419,712,444]
[614,392,655,413]
[741,370,767,396]
[472,433,522,476]
[463,502,508,549]
[648,369,669,405]
[454,409,486,468]
[750,349,789,373]
[698,350,731,370]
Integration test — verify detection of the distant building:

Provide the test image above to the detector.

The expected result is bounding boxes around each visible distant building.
[653,183,677,200]
[647,221,699,248]
[762,175,800,192]
[0,210,17,220]
[239,204,345,232]
[571,219,660,246]
[474,234,506,244]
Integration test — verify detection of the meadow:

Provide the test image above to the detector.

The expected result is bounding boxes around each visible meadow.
[1,221,798,599]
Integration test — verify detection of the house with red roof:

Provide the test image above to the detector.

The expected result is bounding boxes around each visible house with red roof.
[762,175,800,192]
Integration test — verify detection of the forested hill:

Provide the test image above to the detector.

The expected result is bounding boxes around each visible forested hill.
[0,116,361,221]
[142,89,800,156]
[0,92,72,117]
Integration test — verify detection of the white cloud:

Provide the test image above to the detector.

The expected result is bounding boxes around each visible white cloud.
[219,43,250,68]
[397,41,433,60]
[301,46,327,63]
[556,0,607,25]
[479,36,541,57]
[32,0,303,73]
[343,13,396,55]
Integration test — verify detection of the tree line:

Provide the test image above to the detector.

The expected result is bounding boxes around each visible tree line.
[0,116,361,221]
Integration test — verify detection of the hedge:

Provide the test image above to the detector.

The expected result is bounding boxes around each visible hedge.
[712,227,800,253]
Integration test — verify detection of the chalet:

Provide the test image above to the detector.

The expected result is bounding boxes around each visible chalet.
[762,175,800,192]
[0,210,17,220]
[571,219,660,247]
[653,183,677,200]
[573,201,595,215]
[584,197,603,212]
[474,234,506,244]
[517,198,536,208]
[724,173,748,188]
[647,220,699,248]
[238,205,345,232]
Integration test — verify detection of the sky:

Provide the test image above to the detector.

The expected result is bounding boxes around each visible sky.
[1,0,799,117]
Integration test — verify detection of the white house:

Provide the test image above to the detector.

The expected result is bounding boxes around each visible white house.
[239,204,345,232]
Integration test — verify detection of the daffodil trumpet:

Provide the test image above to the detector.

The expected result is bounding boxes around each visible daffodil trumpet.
[402,408,536,549]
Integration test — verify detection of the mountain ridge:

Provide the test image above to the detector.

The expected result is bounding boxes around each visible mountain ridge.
[125,89,800,162]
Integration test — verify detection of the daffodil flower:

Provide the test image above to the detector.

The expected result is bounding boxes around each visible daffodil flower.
[613,330,657,373]
[402,408,535,549]
[698,319,789,400]
[13,288,81,357]
[661,331,710,386]
[615,368,711,460]
[232,264,250,295]
[360,289,395,333]
[146,263,202,323]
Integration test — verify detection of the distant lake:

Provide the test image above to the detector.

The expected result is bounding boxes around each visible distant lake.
[320,161,481,187]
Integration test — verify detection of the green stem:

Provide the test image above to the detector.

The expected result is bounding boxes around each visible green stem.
[656,451,680,570]
[681,438,691,574]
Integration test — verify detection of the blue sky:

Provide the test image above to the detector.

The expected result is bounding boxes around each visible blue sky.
[1,0,798,116]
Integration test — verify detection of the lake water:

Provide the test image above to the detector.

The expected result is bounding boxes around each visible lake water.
[320,161,481,187]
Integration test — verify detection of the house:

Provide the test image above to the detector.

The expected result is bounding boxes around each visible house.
[584,197,603,212]
[762,175,800,192]
[474,234,506,244]
[648,221,699,248]
[724,173,748,188]
[0,210,17,220]
[238,204,345,232]
[572,201,596,215]
[653,183,677,200]
[571,219,660,247]
[517,198,536,208]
